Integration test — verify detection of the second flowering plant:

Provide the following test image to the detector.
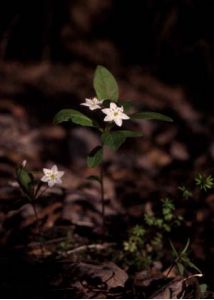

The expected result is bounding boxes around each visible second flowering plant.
[54,65,173,231]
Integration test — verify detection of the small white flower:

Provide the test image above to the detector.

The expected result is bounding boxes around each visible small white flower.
[81,97,103,111]
[22,160,27,167]
[102,102,130,127]
[41,165,64,187]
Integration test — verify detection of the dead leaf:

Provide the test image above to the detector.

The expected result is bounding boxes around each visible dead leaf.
[151,277,184,299]
[75,262,128,290]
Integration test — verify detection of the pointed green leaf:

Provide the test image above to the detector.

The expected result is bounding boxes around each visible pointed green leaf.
[169,240,179,257]
[101,130,143,150]
[131,111,173,122]
[53,109,96,127]
[181,238,190,255]
[93,65,119,102]
[181,257,202,273]
[176,262,185,276]
[16,167,34,196]
[87,146,103,168]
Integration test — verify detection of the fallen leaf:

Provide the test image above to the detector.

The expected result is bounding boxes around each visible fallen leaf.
[75,262,128,290]
[151,277,184,299]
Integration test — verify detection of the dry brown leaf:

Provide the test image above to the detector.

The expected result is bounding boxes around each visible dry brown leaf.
[76,262,128,290]
[151,277,184,299]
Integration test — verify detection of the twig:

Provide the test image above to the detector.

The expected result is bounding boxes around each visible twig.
[60,242,115,256]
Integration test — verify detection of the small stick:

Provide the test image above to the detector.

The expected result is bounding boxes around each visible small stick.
[60,242,115,256]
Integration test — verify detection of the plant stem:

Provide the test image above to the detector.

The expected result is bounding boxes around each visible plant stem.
[100,162,105,233]
[31,201,46,257]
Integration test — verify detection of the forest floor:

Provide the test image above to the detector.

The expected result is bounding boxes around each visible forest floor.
[0,62,213,298]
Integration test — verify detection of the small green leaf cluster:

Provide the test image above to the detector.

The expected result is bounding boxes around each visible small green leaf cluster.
[178,185,193,199]
[54,65,173,168]
[195,173,214,192]
[123,225,145,253]
[144,198,183,232]
[123,225,152,269]
[123,198,183,270]
[170,239,201,276]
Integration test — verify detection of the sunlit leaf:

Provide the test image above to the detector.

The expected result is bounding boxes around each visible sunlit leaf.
[93,65,119,102]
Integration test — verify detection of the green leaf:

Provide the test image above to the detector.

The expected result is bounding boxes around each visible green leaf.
[53,109,96,127]
[101,130,143,150]
[87,146,103,168]
[16,167,34,196]
[169,240,179,257]
[181,238,190,255]
[176,262,185,276]
[131,111,173,122]
[181,257,202,273]
[87,175,101,183]
[93,65,119,102]
[199,284,207,297]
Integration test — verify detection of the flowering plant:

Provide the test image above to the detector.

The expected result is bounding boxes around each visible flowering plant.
[16,161,64,255]
[54,65,173,231]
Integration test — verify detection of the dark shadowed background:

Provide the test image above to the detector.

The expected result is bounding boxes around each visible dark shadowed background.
[0,0,213,297]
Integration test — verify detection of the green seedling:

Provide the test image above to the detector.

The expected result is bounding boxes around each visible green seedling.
[169,239,202,276]
[195,174,214,192]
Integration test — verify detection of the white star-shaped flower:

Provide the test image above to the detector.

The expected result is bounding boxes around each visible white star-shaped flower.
[102,102,130,127]
[41,165,64,187]
[81,97,103,111]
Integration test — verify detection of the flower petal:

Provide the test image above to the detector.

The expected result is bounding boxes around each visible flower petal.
[121,113,130,120]
[55,178,62,184]
[114,118,122,126]
[41,175,49,182]
[104,115,113,122]
[43,168,51,175]
[110,102,117,109]
[48,180,55,187]
[52,165,58,172]
[102,108,110,114]
[57,171,64,178]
